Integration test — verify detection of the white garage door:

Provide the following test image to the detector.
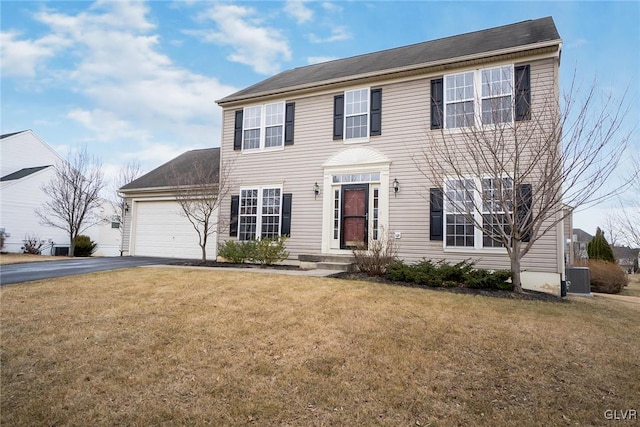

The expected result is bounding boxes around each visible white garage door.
[132,200,217,259]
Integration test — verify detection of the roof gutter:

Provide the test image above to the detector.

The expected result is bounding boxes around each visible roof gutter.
[217,39,562,107]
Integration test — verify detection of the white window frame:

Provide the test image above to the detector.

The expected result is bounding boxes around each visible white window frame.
[344,88,370,141]
[444,65,514,129]
[238,186,283,241]
[443,177,514,251]
[242,102,285,151]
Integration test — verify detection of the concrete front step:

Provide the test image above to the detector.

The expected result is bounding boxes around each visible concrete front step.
[316,261,357,272]
[299,254,357,272]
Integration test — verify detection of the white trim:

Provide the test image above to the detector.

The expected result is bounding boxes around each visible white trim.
[241,101,285,152]
[343,87,370,143]
[321,147,390,253]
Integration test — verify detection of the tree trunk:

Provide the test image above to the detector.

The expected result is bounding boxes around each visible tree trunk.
[200,235,207,262]
[510,240,523,293]
[69,235,76,258]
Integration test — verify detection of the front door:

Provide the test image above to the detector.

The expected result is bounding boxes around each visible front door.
[341,184,368,249]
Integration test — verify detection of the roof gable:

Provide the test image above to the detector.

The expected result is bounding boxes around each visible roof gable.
[217,17,560,104]
[0,165,52,182]
[120,148,220,191]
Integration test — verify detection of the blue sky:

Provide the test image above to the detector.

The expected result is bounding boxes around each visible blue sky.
[1,0,639,235]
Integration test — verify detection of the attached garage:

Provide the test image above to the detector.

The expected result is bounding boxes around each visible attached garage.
[130,200,217,259]
[119,148,221,260]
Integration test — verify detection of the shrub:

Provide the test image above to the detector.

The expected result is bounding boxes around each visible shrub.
[589,260,628,294]
[22,235,44,254]
[253,236,289,265]
[587,227,615,262]
[218,240,256,263]
[0,230,5,251]
[74,235,97,257]
[352,229,398,276]
[385,259,513,290]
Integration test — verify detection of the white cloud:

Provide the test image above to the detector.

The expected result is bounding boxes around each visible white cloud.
[321,2,343,13]
[0,31,70,77]
[308,26,350,43]
[284,0,313,24]
[191,4,291,75]
[307,56,337,65]
[9,0,238,166]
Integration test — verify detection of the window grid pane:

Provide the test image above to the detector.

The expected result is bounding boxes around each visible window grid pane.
[345,89,369,139]
[481,66,513,125]
[445,179,475,247]
[239,189,259,241]
[333,189,340,240]
[372,188,379,240]
[261,188,281,239]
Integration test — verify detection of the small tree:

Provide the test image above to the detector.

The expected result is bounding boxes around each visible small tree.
[168,153,232,262]
[588,227,615,262]
[36,146,105,256]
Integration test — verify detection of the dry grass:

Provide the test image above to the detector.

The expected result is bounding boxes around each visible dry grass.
[2,268,639,426]
[0,253,70,265]
[622,274,640,297]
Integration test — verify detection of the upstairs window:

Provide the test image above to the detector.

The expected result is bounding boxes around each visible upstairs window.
[432,64,529,130]
[345,89,369,139]
[242,102,284,150]
[333,88,382,141]
[233,102,295,151]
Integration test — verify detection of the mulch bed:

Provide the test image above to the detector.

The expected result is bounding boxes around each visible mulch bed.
[328,271,566,302]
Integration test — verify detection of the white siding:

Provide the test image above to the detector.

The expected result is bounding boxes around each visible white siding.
[0,131,62,177]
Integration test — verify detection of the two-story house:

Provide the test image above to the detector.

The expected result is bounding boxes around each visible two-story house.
[215,17,565,294]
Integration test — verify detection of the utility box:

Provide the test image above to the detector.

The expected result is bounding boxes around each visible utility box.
[54,246,70,256]
[565,267,591,295]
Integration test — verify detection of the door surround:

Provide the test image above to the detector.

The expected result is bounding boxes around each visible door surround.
[321,147,390,254]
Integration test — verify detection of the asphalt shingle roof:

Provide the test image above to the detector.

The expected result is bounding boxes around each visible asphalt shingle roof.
[120,148,220,191]
[0,166,51,181]
[0,130,27,139]
[218,17,560,104]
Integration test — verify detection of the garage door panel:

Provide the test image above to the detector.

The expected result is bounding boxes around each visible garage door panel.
[132,201,217,259]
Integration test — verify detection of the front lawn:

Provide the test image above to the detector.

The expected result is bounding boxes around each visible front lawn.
[1,268,638,426]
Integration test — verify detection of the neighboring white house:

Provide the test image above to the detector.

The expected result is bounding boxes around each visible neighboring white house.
[0,130,120,256]
[119,148,220,260]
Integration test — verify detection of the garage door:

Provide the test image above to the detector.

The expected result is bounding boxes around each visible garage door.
[132,200,217,259]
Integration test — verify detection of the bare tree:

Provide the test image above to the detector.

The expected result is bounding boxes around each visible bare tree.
[419,73,634,292]
[36,146,106,256]
[111,161,141,255]
[168,154,231,262]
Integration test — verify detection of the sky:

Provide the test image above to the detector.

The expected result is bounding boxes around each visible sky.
[1,0,639,236]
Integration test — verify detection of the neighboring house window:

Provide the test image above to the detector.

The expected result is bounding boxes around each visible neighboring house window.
[111,221,120,229]
[230,191,292,238]
[442,177,519,249]
[333,88,382,140]
[234,102,295,151]
[432,64,529,129]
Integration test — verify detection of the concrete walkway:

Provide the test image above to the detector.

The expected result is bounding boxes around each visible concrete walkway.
[592,292,640,306]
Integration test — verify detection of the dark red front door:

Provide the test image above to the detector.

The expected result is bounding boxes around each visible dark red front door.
[341,184,368,249]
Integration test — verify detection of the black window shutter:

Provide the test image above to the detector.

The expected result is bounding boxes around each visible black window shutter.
[430,187,444,241]
[515,65,531,121]
[233,110,243,150]
[431,78,443,130]
[333,94,344,140]
[517,184,533,242]
[284,102,295,146]
[230,195,239,237]
[281,193,292,236]
[370,88,382,136]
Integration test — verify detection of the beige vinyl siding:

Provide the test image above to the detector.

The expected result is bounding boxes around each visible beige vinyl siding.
[220,56,562,274]
[121,197,133,255]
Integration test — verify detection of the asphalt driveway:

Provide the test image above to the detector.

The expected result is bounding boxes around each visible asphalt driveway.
[0,257,186,285]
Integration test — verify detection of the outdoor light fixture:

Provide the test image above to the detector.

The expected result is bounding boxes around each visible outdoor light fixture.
[314,182,320,200]
[393,178,399,196]
[124,202,130,213]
